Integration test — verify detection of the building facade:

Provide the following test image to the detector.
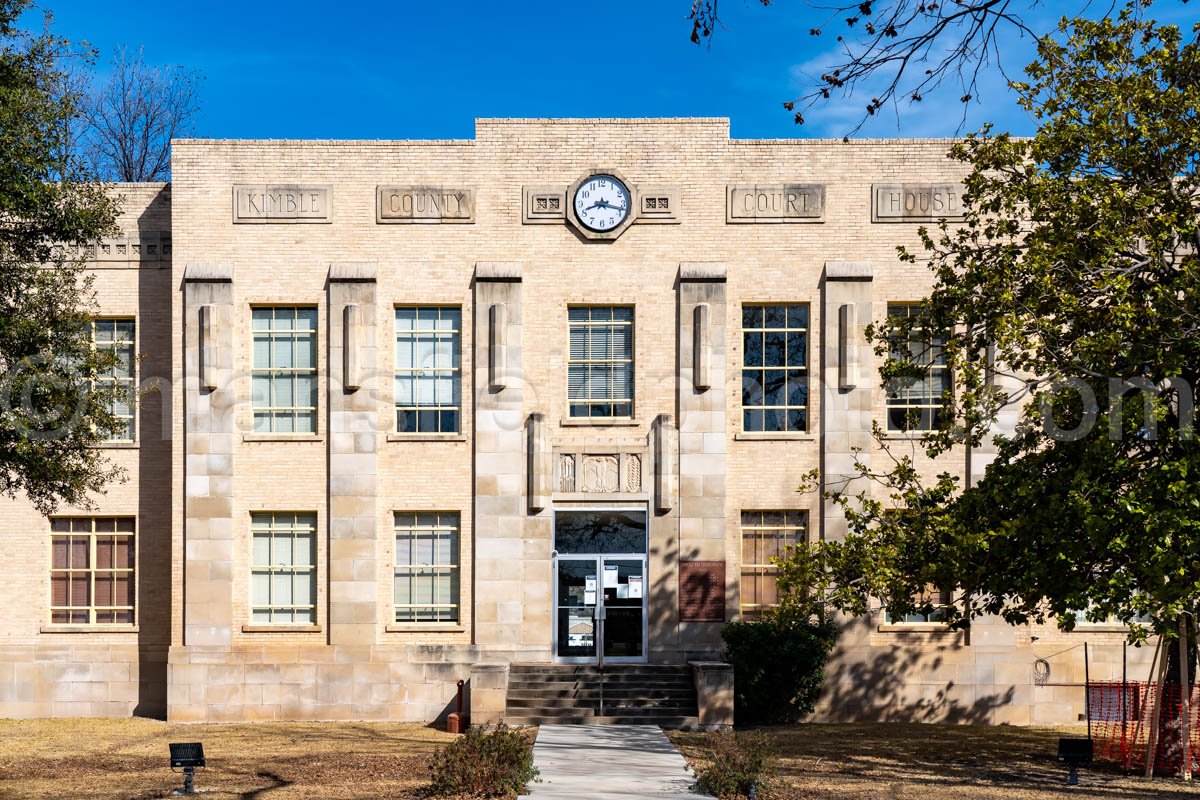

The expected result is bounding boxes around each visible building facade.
[0,118,1151,724]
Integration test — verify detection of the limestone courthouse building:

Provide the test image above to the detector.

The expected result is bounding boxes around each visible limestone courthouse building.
[0,118,1148,726]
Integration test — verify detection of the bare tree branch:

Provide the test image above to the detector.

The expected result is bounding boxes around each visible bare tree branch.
[690,0,1060,135]
[79,46,201,182]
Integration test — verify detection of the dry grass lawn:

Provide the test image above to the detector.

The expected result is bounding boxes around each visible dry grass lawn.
[0,718,462,799]
[670,723,1200,800]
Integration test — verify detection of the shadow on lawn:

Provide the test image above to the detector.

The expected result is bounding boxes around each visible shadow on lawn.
[699,724,1200,800]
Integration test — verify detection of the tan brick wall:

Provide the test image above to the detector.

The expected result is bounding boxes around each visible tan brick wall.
[0,121,1152,724]
[0,184,172,718]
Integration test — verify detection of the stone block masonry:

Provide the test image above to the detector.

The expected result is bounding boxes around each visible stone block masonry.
[0,121,1149,726]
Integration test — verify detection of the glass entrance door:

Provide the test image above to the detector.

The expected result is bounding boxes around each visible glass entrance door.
[552,508,648,664]
[554,555,646,662]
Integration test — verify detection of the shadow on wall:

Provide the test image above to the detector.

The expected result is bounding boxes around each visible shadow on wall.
[817,627,1014,724]
[134,186,173,719]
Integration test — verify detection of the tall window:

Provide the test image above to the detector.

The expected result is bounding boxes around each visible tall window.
[92,319,136,441]
[568,306,634,419]
[741,304,809,432]
[395,306,461,434]
[394,512,460,623]
[50,517,135,624]
[251,307,317,433]
[885,303,950,432]
[740,511,806,619]
[250,513,316,624]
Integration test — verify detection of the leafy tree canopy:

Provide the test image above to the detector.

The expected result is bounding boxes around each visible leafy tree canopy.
[786,6,1200,644]
[0,0,123,513]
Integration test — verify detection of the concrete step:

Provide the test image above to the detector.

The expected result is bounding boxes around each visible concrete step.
[505,713,701,729]
[507,679,694,691]
[507,687,695,700]
[508,696,698,710]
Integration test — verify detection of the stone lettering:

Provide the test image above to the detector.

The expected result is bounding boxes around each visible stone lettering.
[233,185,330,223]
[727,184,825,223]
[377,186,475,224]
[872,184,965,222]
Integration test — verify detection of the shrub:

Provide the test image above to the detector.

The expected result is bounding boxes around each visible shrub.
[721,615,838,724]
[694,729,777,799]
[429,724,539,798]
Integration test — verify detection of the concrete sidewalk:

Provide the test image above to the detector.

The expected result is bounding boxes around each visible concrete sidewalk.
[527,724,713,799]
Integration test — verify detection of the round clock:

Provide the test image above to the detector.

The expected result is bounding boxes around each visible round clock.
[572,174,631,233]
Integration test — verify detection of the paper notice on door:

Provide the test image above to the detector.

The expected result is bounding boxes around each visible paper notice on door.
[603,565,619,588]
[628,575,643,599]
[584,590,596,605]
[584,576,597,606]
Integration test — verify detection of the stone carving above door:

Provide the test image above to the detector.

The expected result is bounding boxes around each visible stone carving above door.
[558,454,576,492]
[553,449,648,497]
[581,456,620,493]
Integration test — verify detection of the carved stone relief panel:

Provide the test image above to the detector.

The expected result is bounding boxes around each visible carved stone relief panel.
[558,454,576,493]
[625,454,642,493]
[581,455,620,493]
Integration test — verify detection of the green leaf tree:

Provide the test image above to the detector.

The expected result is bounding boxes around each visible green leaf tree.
[0,0,123,513]
[783,1,1200,732]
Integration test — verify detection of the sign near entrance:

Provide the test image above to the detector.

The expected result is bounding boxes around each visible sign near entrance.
[628,576,643,600]
[376,186,475,223]
[603,565,619,589]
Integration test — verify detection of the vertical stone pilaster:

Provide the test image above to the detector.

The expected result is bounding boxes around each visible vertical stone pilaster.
[473,263,527,647]
[183,264,235,647]
[821,262,875,542]
[328,264,379,646]
[676,263,728,651]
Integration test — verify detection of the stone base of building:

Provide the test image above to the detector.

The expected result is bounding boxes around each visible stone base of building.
[0,644,166,719]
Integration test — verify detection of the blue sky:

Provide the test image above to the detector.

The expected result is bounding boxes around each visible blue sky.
[28,1,1193,141]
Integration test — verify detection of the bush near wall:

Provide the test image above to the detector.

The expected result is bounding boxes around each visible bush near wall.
[721,616,838,724]
[429,724,539,798]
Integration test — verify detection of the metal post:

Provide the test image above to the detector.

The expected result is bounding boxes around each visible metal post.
[1179,616,1192,781]
[177,767,196,795]
[596,598,605,717]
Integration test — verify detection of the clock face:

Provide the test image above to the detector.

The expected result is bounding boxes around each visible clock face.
[573,175,631,232]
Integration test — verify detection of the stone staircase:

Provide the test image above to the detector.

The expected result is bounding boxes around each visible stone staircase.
[504,664,699,728]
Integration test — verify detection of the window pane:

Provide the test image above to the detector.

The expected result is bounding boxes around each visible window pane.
[764,305,787,328]
[294,335,315,369]
[273,336,294,368]
[786,332,807,367]
[764,332,786,367]
[270,535,293,566]
[253,336,271,369]
[743,332,763,367]
[70,538,89,569]
[52,537,69,568]
[95,537,113,569]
